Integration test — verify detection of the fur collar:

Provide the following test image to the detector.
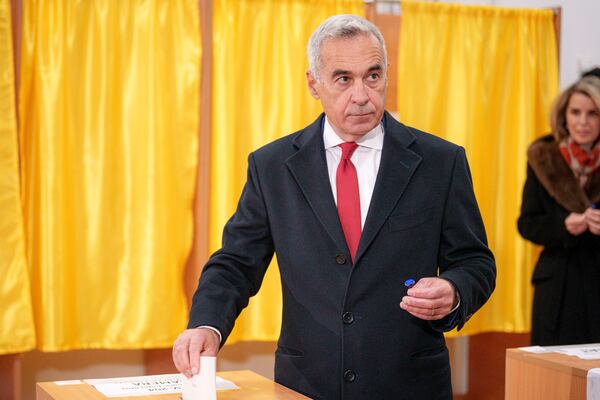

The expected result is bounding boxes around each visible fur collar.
[527,135,600,213]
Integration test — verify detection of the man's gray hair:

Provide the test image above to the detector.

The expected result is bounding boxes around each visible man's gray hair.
[307,14,387,81]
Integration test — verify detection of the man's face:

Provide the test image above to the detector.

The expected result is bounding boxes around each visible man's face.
[307,34,387,142]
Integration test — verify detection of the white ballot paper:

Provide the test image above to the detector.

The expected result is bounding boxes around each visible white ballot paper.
[54,380,82,385]
[555,345,600,360]
[518,346,549,354]
[519,343,600,360]
[181,356,217,400]
[87,375,181,397]
[85,365,238,398]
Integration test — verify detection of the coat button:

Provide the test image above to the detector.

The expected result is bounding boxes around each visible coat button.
[335,254,346,265]
[342,312,354,324]
[343,369,356,382]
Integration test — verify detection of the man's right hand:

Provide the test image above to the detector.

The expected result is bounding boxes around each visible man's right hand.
[172,328,220,378]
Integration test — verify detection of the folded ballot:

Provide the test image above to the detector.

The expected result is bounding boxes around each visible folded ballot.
[181,356,217,400]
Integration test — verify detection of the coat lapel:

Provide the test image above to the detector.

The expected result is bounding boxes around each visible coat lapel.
[285,112,423,263]
[285,115,349,254]
[354,113,422,265]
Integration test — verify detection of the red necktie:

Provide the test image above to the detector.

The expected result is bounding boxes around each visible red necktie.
[336,142,361,263]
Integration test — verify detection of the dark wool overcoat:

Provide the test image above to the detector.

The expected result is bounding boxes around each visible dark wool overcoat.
[518,134,600,345]
[189,112,496,399]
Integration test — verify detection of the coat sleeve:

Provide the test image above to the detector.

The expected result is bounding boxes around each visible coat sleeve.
[432,147,496,332]
[187,153,275,344]
[517,165,578,248]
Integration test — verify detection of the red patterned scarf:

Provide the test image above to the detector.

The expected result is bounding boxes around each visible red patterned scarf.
[559,137,600,186]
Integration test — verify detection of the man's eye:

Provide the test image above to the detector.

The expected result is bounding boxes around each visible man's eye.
[368,73,379,80]
[337,76,349,83]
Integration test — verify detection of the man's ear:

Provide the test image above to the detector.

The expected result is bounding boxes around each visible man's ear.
[306,70,320,99]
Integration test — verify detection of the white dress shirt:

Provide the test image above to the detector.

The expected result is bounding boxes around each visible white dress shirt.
[323,117,384,228]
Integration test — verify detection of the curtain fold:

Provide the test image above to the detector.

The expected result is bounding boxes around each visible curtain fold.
[398,1,559,335]
[211,0,364,343]
[0,0,36,355]
[19,0,201,350]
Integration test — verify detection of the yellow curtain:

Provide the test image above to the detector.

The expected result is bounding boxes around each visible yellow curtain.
[19,0,201,351]
[211,0,364,343]
[398,1,558,335]
[0,0,36,355]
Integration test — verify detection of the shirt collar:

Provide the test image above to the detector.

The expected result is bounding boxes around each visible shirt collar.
[323,116,384,150]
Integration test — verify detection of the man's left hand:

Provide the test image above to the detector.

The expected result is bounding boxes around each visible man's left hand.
[400,278,457,320]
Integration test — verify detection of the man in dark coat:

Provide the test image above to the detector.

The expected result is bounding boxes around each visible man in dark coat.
[173,14,495,400]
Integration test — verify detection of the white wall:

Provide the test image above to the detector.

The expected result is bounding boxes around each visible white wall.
[439,0,600,88]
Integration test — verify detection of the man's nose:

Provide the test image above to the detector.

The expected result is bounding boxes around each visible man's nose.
[351,82,369,105]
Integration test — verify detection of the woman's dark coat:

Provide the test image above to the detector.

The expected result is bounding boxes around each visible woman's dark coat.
[518,134,600,345]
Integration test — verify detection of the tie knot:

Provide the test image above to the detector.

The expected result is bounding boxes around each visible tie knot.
[340,142,358,160]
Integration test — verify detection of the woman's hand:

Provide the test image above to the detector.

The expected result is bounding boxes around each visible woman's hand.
[565,212,588,235]
[584,207,600,235]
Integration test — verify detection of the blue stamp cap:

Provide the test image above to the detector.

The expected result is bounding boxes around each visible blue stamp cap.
[404,278,416,288]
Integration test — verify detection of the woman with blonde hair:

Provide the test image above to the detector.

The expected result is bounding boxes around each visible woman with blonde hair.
[518,76,600,345]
